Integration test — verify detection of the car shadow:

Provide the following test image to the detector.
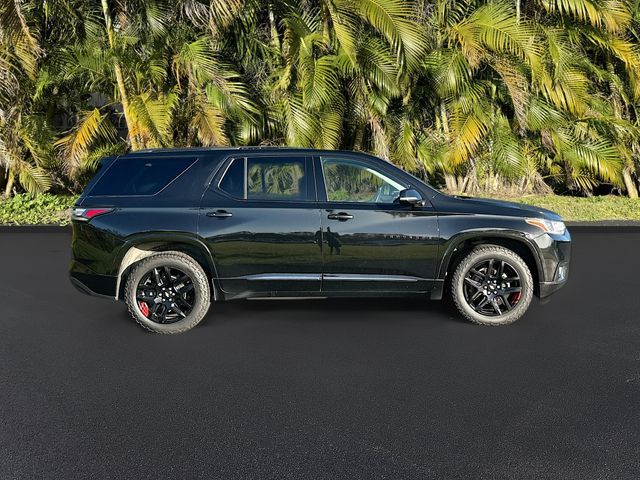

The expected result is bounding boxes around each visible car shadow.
[203,295,466,327]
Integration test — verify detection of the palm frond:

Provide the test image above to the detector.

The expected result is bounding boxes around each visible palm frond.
[488,115,527,179]
[55,108,116,174]
[539,0,630,34]
[451,2,542,71]
[190,100,229,146]
[447,100,492,166]
[128,92,178,147]
[317,105,344,149]
[424,49,473,98]
[357,37,401,97]
[0,0,42,78]
[351,0,426,68]
[17,162,51,195]
[302,55,340,109]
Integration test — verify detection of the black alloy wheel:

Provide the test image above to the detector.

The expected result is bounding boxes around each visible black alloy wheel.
[136,266,196,324]
[462,258,523,316]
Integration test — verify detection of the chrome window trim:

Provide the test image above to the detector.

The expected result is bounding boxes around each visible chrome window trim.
[322,274,422,282]
[243,157,248,200]
[215,273,430,282]
[220,273,322,281]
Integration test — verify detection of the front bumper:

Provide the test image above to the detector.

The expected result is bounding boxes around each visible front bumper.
[533,229,571,298]
[539,277,568,298]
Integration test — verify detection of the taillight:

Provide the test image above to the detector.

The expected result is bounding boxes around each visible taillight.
[71,207,114,221]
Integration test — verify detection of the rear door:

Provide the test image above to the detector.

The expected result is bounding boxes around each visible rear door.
[315,154,440,293]
[198,154,322,295]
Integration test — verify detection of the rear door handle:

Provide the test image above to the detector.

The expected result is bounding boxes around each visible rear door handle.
[207,210,233,218]
[327,212,353,221]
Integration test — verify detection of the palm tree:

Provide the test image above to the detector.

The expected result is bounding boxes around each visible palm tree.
[2,0,640,198]
[0,0,54,196]
[383,0,636,197]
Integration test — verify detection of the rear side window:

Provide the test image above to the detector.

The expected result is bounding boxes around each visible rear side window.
[218,156,308,201]
[247,157,306,200]
[218,158,245,198]
[89,156,196,196]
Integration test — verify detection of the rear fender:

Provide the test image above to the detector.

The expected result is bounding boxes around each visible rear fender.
[114,233,220,300]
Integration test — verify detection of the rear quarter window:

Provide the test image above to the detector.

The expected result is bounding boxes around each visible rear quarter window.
[89,156,196,196]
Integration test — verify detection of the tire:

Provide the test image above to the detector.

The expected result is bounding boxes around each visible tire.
[450,245,534,326]
[124,251,211,334]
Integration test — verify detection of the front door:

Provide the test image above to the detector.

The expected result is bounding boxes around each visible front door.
[315,155,439,293]
[199,154,322,295]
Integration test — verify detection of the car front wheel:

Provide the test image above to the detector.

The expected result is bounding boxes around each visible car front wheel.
[451,245,534,326]
[124,251,211,333]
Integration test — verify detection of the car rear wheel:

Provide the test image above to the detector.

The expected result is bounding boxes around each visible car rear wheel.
[124,251,211,333]
[451,245,533,326]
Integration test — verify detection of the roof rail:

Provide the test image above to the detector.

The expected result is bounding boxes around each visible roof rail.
[133,146,301,154]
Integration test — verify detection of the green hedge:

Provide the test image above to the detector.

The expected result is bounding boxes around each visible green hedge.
[1,193,639,225]
[0,194,77,225]
[511,195,640,222]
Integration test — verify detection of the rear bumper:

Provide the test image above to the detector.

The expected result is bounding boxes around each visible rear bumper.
[69,261,117,299]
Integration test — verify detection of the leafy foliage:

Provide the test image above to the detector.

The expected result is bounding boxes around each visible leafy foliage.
[0,0,639,199]
[0,194,76,225]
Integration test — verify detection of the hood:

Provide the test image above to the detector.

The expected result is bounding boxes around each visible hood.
[433,195,563,220]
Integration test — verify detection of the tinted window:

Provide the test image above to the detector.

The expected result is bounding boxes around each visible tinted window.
[218,156,308,201]
[321,158,404,203]
[248,157,306,200]
[90,156,196,196]
[218,158,244,198]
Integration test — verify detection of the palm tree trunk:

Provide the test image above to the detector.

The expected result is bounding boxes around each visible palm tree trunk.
[623,167,639,199]
[444,174,458,193]
[100,0,140,151]
[459,175,469,193]
[4,172,14,197]
[352,123,365,151]
[268,3,281,51]
[113,63,140,150]
[605,60,636,198]
[439,103,449,134]
[562,157,576,192]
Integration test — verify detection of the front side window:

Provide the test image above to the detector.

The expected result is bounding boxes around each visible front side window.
[321,158,404,203]
[218,156,308,201]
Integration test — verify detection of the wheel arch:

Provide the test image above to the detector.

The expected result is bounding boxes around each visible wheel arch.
[114,233,220,300]
[436,231,543,298]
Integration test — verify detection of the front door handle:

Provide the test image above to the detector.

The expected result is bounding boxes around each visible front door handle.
[327,212,354,221]
[207,210,233,218]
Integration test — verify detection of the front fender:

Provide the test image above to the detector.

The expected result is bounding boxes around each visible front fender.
[436,227,544,281]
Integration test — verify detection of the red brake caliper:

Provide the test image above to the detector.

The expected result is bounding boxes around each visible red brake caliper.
[138,301,150,318]
[510,292,522,304]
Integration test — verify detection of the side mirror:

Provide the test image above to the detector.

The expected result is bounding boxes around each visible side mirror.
[397,189,424,206]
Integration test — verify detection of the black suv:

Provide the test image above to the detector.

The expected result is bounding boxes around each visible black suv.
[70,147,570,333]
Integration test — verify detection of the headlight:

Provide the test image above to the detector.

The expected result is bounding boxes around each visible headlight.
[525,218,566,235]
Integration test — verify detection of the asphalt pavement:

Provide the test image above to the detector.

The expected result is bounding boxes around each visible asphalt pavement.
[1,230,639,479]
